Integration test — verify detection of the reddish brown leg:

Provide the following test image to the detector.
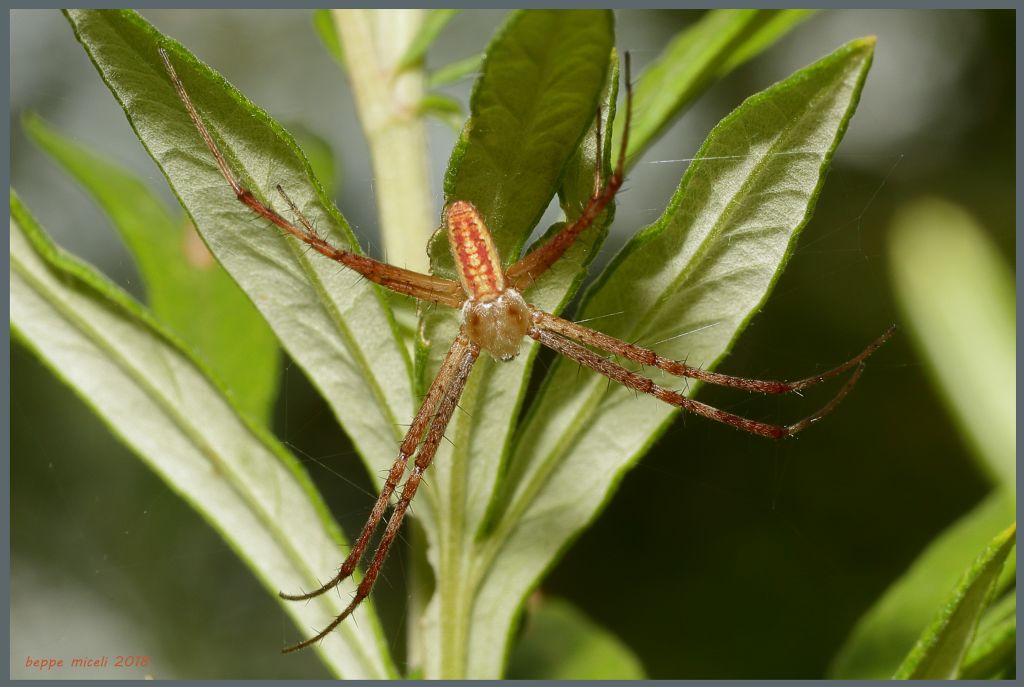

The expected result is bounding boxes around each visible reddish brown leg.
[159,47,465,308]
[273,185,466,306]
[279,332,472,608]
[537,312,895,394]
[530,327,869,439]
[505,53,634,291]
[283,338,481,653]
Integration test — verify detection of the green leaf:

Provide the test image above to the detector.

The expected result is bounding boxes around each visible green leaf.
[10,191,395,678]
[716,10,816,74]
[415,10,615,678]
[477,35,873,680]
[889,198,1016,494]
[64,10,417,496]
[417,92,464,130]
[428,52,483,88]
[312,9,344,67]
[894,523,1016,679]
[507,597,647,679]
[617,9,814,169]
[22,112,280,424]
[830,492,1015,678]
[557,50,619,223]
[396,9,460,73]
[961,587,1016,679]
[429,9,615,277]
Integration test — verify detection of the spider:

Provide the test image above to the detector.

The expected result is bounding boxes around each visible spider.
[159,47,893,654]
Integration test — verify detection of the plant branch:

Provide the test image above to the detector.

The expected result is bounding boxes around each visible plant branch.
[333,9,434,273]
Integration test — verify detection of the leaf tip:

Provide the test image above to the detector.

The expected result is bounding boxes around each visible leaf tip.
[853,35,878,51]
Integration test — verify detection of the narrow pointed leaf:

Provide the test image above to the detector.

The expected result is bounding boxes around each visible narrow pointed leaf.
[894,523,1016,679]
[831,493,1015,678]
[474,37,875,679]
[64,10,415,486]
[10,192,395,678]
[23,112,280,423]
[396,9,460,73]
[889,198,1016,492]
[717,10,816,74]
[961,587,1016,679]
[313,9,344,67]
[617,9,814,169]
[429,53,483,88]
[417,92,464,131]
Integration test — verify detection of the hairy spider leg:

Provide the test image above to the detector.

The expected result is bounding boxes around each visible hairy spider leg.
[273,184,465,306]
[537,312,896,394]
[159,44,483,651]
[530,327,869,439]
[504,52,633,292]
[279,332,473,607]
[282,334,480,653]
[158,46,465,308]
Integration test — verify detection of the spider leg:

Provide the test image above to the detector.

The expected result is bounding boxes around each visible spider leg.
[283,338,480,653]
[505,52,634,291]
[536,312,895,394]
[158,47,465,308]
[530,327,868,439]
[273,184,466,306]
[279,332,472,607]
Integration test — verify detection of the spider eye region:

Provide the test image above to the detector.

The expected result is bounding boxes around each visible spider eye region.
[462,290,531,361]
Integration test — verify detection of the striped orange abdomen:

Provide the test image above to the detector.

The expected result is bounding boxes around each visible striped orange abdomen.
[445,200,505,300]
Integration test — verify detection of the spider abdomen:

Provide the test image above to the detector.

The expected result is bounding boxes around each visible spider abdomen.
[446,200,505,300]
[462,290,531,361]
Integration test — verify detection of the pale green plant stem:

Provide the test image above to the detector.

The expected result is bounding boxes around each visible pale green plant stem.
[333,9,434,273]
[333,8,438,675]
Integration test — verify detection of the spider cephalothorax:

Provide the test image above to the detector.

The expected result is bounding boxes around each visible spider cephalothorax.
[159,46,892,654]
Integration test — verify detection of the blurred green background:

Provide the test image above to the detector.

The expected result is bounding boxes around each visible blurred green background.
[10,9,1014,679]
